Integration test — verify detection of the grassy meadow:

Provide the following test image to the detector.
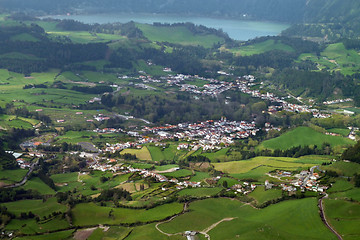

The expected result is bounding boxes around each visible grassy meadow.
[324,199,360,240]
[230,39,294,56]
[213,156,330,178]
[72,202,183,226]
[137,24,224,48]
[121,147,152,161]
[159,198,336,240]
[259,127,354,150]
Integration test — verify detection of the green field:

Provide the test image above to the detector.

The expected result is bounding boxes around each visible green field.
[159,198,336,239]
[22,177,56,195]
[327,180,354,193]
[137,24,224,48]
[47,31,125,44]
[299,43,360,75]
[324,199,360,240]
[248,187,283,206]
[14,230,75,240]
[213,156,329,176]
[0,169,27,184]
[328,128,351,136]
[190,172,211,182]
[3,197,67,218]
[324,161,360,176]
[50,172,79,183]
[72,202,183,226]
[55,130,97,144]
[121,147,152,161]
[126,223,183,240]
[5,216,70,235]
[163,169,193,178]
[0,114,37,129]
[177,187,222,197]
[231,39,294,56]
[147,144,188,162]
[259,127,354,150]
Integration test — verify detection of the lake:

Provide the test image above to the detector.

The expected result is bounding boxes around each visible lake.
[47,13,290,41]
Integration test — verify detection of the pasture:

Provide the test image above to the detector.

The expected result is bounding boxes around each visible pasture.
[13,230,74,240]
[3,197,67,218]
[5,216,70,235]
[22,177,56,195]
[137,24,224,48]
[147,144,188,162]
[324,199,360,240]
[213,156,329,176]
[163,169,193,178]
[0,169,27,183]
[231,39,294,56]
[298,43,360,75]
[258,127,354,150]
[159,198,336,240]
[248,187,283,206]
[71,202,183,226]
[121,147,152,161]
[177,187,222,197]
[324,161,360,176]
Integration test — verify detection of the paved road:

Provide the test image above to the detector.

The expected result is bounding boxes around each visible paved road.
[319,194,343,240]
[3,159,39,189]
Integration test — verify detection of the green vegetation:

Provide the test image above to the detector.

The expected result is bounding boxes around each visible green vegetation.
[248,187,283,205]
[5,216,70,235]
[328,180,354,193]
[72,202,183,226]
[299,43,360,75]
[259,127,354,150]
[121,147,152,161]
[324,199,360,240]
[214,156,328,175]
[3,197,67,218]
[231,39,294,56]
[324,161,360,176]
[13,230,74,240]
[22,177,56,195]
[160,198,336,239]
[328,128,351,136]
[137,24,224,48]
[177,187,222,197]
[190,172,211,182]
[126,223,183,240]
[163,169,193,178]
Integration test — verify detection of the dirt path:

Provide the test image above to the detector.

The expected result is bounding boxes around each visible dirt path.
[154,167,179,174]
[319,194,343,240]
[155,202,189,236]
[200,217,237,239]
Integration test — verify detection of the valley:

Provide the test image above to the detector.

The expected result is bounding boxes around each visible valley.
[0,6,360,240]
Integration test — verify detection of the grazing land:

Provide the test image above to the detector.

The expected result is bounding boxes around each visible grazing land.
[259,127,354,150]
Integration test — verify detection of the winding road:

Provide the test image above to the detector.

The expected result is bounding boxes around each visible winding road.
[319,194,343,240]
[3,159,39,189]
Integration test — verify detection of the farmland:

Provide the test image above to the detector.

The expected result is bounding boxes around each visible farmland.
[72,202,183,226]
[159,198,336,240]
[230,39,294,56]
[213,156,329,175]
[259,127,354,150]
[298,43,360,75]
[324,199,360,240]
[0,11,360,240]
[137,24,225,48]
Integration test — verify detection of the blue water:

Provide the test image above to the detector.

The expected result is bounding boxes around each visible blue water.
[48,13,290,41]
